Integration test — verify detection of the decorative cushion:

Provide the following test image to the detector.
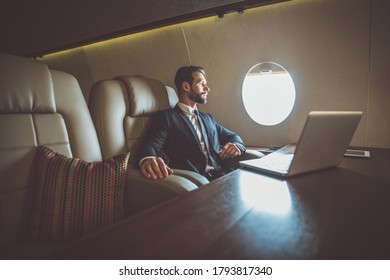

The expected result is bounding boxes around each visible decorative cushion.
[31,146,130,242]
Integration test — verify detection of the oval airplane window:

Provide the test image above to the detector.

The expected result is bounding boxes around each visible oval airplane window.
[242,62,296,126]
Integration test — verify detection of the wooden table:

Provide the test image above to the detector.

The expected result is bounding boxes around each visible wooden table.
[57,148,390,259]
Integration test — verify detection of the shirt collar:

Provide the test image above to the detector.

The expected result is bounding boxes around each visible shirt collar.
[177,102,197,116]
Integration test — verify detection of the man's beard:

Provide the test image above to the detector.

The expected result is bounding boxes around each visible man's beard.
[189,90,207,104]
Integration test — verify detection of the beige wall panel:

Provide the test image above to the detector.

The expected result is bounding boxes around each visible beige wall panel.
[38,0,389,148]
[81,25,190,97]
[39,48,94,98]
[40,25,191,101]
[369,0,390,148]
[183,0,370,147]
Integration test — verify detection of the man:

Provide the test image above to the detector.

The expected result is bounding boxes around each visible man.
[136,66,246,181]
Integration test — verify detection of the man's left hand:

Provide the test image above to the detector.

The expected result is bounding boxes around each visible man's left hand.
[219,142,242,159]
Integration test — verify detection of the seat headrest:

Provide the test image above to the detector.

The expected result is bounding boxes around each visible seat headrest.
[0,53,56,113]
[115,75,176,117]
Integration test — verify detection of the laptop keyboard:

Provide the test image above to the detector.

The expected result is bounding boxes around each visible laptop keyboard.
[260,153,294,173]
[276,144,296,155]
[240,144,296,175]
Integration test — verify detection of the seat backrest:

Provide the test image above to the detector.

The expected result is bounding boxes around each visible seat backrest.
[0,53,102,247]
[89,75,178,163]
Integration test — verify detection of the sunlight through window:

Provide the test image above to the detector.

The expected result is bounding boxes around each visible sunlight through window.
[242,62,296,126]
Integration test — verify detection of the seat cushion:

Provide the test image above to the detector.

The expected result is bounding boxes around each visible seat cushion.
[31,146,129,242]
[115,75,173,117]
[0,53,55,114]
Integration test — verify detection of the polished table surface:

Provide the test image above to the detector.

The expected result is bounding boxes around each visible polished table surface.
[58,148,390,259]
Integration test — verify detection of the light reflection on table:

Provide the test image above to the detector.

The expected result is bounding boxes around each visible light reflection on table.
[239,170,292,216]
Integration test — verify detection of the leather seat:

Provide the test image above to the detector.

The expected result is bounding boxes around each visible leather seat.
[0,53,202,258]
[88,75,264,202]
[0,52,104,258]
[88,75,211,214]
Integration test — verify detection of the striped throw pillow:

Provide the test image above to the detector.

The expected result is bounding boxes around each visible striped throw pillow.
[31,146,130,242]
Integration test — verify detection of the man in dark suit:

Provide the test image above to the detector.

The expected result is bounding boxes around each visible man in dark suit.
[136,66,246,180]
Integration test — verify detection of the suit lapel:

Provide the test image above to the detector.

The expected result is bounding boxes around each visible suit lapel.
[174,105,203,149]
[197,112,221,170]
[196,113,211,153]
[174,105,221,171]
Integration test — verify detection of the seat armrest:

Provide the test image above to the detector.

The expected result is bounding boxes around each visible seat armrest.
[172,169,209,186]
[124,168,198,216]
[240,148,265,160]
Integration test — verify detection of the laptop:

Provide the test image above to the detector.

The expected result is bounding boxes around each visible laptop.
[240,111,363,177]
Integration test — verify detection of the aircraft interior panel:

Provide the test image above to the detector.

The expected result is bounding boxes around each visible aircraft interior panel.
[37,0,389,149]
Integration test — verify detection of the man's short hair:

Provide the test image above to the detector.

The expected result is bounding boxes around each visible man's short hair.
[174,66,205,94]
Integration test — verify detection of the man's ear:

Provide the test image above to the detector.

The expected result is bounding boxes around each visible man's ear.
[182,82,191,92]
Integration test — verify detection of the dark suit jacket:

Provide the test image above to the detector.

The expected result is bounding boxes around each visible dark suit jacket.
[136,105,246,174]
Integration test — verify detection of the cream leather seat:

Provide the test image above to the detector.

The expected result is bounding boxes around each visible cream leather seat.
[88,75,210,207]
[0,53,200,259]
[88,75,263,197]
[0,53,104,258]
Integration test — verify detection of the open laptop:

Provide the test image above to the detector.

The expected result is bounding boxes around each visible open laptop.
[240,111,363,177]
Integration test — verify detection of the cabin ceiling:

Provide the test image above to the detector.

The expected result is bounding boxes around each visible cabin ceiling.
[1,0,288,57]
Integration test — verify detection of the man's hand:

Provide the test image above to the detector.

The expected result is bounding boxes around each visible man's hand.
[219,142,242,160]
[140,157,173,180]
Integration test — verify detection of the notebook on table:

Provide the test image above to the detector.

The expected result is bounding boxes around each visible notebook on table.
[240,111,363,177]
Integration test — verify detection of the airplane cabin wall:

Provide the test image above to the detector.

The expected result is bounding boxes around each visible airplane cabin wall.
[39,0,390,149]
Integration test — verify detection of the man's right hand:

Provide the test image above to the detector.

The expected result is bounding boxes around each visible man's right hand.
[140,157,173,180]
